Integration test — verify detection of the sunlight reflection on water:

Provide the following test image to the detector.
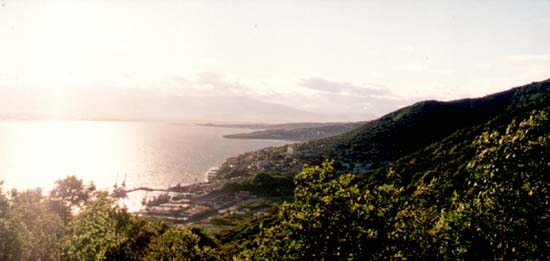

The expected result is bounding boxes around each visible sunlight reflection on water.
[0,120,289,211]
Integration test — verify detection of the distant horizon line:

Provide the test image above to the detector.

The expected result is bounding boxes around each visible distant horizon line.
[0,116,368,125]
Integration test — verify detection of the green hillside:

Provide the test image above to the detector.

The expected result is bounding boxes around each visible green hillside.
[214,79,550,195]
[298,78,550,167]
[222,121,365,141]
[229,108,549,259]
[216,80,550,259]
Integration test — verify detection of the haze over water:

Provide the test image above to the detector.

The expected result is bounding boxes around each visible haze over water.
[0,120,289,203]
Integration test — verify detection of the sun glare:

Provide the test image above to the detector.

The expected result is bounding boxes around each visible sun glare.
[1,121,139,192]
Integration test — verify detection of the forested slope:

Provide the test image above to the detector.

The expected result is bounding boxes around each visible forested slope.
[215,79,550,195]
[222,95,550,260]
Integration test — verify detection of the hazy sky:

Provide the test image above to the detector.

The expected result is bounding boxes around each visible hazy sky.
[0,0,549,121]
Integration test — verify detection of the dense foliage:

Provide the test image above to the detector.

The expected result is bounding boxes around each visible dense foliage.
[237,109,549,260]
[0,179,220,261]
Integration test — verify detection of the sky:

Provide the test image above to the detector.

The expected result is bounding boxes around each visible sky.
[0,0,549,122]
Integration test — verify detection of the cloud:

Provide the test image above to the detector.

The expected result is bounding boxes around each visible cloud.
[0,83,325,122]
[166,76,194,87]
[252,78,414,120]
[195,72,250,95]
[197,72,225,85]
[505,54,550,63]
[157,72,251,97]
[0,72,417,122]
[259,90,413,121]
[298,78,390,97]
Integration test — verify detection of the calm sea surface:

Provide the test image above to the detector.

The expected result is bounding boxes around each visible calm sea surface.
[0,121,289,210]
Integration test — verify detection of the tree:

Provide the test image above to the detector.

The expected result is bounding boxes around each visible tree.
[0,218,30,261]
[0,183,31,260]
[103,217,168,260]
[145,226,220,261]
[462,109,550,259]
[244,161,404,260]
[0,182,8,218]
[8,189,64,260]
[63,192,126,260]
[49,176,95,221]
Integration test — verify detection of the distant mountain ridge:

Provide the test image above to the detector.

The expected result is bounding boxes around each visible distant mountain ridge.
[307,78,550,166]
[199,121,365,130]
[0,87,341,122]
[213,79,550,192]
[218,121,366,141]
